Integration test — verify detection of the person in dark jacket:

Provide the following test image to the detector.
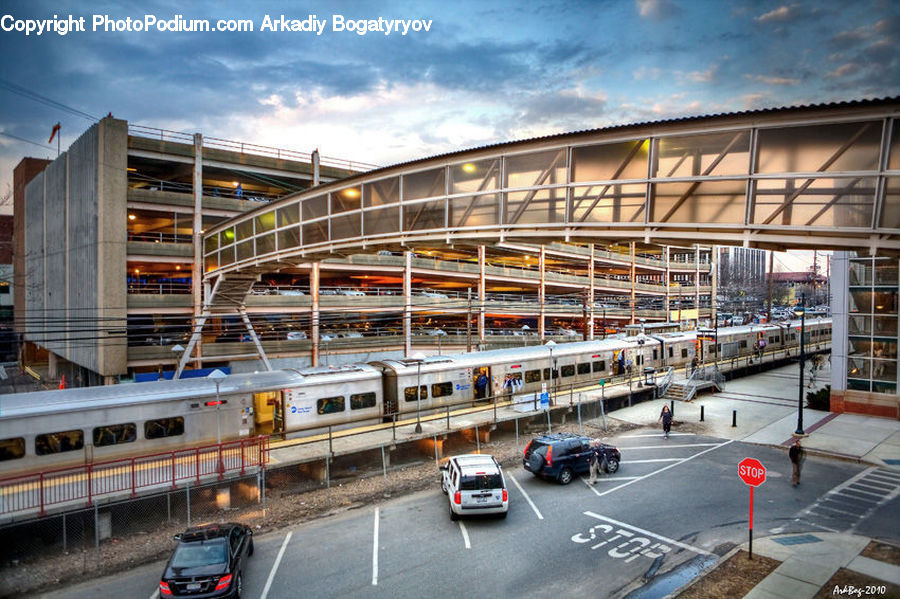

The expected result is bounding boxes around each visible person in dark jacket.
[659,404,673,439]
[475,372,488,399]
[789,439,805,486]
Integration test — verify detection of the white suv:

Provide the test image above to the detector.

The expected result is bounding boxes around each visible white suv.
[440,454,508,520]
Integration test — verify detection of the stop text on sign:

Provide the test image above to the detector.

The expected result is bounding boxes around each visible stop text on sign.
[737,457,766,487]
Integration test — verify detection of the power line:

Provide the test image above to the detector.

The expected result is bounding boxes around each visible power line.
[0,78,99,123]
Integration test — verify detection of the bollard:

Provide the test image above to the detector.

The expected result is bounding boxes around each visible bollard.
[732,410,737,427]
[670,400,675,418]
[700,405,705,422]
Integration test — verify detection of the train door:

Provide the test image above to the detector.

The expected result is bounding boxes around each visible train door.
[253,391,284,435]
[473,366,492,401]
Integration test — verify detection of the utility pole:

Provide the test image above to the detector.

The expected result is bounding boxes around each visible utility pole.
[767,251,774,322]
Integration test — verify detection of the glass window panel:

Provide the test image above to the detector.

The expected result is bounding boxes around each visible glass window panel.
[874,316,897,337]
[220,246,234,266]
[205,253,219,272]
[505,149,567,188]
[873,290,898,314]
[848,315,871,335]
[848,357,870,378]
[656,131,750,178]
[237,240,254,261]
[145,417,184,439]
[849,259,873,286]
[93,423,136,447]
[0,437,25,461]
[506,189,566,225]
[331,213,360,240]
[256,233,275,255]
[235,219,254,241]
[752,177,875,227]
[451,159,499,194]
[204,234,218,254]
[364,206,400,236]
[303,195,328,220]
[879,178,900,228]
[570,183,646,223]
[849,336,872,357]
[317,396,345,414]
[889,121,900,170]
[35,430,84,455]
[220,227,235,247]
[651,180,746,223]
[872,360,897,382]
[303,221,328,246]
[277,204,299,227]
[364,177,399,208]
[849,290,872,313]
[203,214,229,230]
[332,187,361,213]
[756,121,882,173]
[404,168,446,200]
[848,379,870,391]
[872,381,896,394]
[874,259,899,285]
[404,199,445,230]
[572,140,648,182]
[873,340,897,359]
[277,227,300,251]
[449,194,500,227]
[255,211,276,233]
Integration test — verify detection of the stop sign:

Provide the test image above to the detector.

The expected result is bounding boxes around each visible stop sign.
[738,457,766,487]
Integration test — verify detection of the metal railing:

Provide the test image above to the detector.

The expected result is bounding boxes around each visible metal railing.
[0,436,267,517]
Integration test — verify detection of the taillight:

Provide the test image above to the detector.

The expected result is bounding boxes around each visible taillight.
[502,489,508,502]
[546,445,552,466]
[523,441,532,458]
[454,491,461,505]
[159,581,173,596]
[214,574,233,591]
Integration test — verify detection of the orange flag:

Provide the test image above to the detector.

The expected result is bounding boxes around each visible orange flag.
[58,374,66,389]
[48,122,61,144]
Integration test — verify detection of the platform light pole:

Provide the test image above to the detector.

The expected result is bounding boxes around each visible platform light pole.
[546,340,556,405]
[793,294,806,436]
[208,369,227,446]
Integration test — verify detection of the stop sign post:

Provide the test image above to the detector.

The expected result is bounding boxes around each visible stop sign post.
[738,458,767,559]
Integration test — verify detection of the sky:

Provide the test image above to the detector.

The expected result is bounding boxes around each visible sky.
[1,0,898,271]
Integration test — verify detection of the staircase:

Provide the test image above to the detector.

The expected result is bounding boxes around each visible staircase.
[661,367,724,402]
[663,382,689,401]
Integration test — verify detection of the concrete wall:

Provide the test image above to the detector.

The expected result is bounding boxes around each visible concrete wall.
[22,118,128,376]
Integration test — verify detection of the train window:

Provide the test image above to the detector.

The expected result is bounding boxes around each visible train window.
[577,363,591,375]
[432,382,454,398]
[144,417,185,440]
[716,344,721,354]
[350,392,377,410]
[404,386,427,402]
[0,437,25,462]
[542,368,558,380]
[652,349,658,360]
[592,360,606,372]
[35,429,84,455]
[525,369,541,383]
[681,348,688,358]
[93,423,137,447]
[668,347,673,358]
[317,396,345,414]
[739,340,747,348]
[769,336,775,344]
[561,365,575,377]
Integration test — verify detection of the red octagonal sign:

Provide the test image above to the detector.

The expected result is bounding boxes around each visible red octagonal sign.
[738,457,766,487]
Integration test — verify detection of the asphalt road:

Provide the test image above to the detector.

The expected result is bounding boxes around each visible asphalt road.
[39,429,897,599]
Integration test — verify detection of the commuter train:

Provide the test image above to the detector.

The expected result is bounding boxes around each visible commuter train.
[0,319,831,475]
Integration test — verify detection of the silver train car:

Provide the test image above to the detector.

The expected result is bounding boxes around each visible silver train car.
[0,319,830,476]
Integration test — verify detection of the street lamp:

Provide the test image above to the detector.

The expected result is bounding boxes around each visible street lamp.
[410,352,426,433]
[793,294,806,436]
[171,344,185,380]
[208,369,228,446]
[545,340,556,405]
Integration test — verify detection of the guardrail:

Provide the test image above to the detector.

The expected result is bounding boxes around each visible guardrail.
[0,436,267,517]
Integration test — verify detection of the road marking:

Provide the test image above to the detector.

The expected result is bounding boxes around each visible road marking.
[458,521,471,549]
[624,443,721,450]
[624,458,683,464]
[584,512,714,556]
[372,508,379,586]
[149,589,159,599]
[261,531,292,599]
[509,473,543,520]
[620,433,694,438]
[587,440,734,498]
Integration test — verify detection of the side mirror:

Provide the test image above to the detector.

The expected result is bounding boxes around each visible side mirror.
[173,534,182,541]
[439,465,448,471]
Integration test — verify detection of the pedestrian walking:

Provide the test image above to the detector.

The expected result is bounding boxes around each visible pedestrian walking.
[588,446,601,485]
[659,404,673,439]
[789,439,805,486]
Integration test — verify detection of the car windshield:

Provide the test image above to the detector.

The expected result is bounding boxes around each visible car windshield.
[171,540,227,568]
[460,473,503,490]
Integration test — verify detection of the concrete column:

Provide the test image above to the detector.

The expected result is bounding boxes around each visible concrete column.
[630,242,636,325]
[711,246,718,324]
[312,149,320,186]
[538,245,546,340]
[664,247,671,322]
[404,251,412,356]
[478,245,486,343]
[588,244,595,340]
[192,133,204,366]
[310,263,320,367]
[695,245,701,322]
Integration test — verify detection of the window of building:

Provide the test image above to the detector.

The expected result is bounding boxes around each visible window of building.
[0,437,25,461]
[431,382,454,398]
[36,429,85,455]
[350,392,377,410]
[317,396,345,414]
[577,363,591,375]
[652,349,658,360]
[405,386,427,401]
[93,423,137,447]
[592,360,606,372]
[525,369,542,383]
[145,417,184,440]
[561,365,576,377]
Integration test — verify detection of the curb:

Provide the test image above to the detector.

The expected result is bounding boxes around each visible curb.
[664,544,739,598]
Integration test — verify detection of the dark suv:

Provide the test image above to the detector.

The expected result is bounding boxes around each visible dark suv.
[160,523,254,598]
[523,433,620,484]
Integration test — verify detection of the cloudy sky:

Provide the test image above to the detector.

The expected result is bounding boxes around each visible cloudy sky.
[1,0,898,269]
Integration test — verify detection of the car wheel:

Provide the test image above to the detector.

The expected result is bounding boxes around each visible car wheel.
[605,458,619,474]
[528,452,545,472]
[558,467,574,485]
[248,538,254,556]
[235,572,243,598]
[449,502,459,521]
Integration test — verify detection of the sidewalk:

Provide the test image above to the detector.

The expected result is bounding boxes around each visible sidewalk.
[606,361,900,598]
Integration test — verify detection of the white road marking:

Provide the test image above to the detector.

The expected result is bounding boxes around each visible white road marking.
[372,508,379,586]
[588,440,734,498]
[458,521,471,549]
[624,443,721,450]
[624,458,683,464]
[584,512,714,557]
[149,589,159,599]
[509,473,544,520]
[261,531,292,599]
[620,433,695,438]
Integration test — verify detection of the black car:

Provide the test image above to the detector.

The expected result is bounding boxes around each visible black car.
[160,523,254,598]
[523,433,620,484]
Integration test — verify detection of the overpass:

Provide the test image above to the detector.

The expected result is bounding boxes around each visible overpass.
[175,98,900,374]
